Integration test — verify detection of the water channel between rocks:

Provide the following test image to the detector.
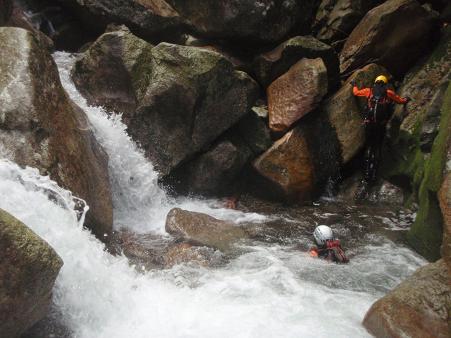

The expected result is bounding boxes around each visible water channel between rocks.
[0,52,427,338]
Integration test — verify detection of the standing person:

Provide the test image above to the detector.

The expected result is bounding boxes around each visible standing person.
[309,225,349,264]
[351,75,409,184]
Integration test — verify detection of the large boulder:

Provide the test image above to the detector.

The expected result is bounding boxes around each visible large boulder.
[340,0,438,77]
[56,0,186,42]
[0,209,63,338]
[236,110,272,156]
[72,26,153,114]
[314,0,383,43]
[268,58,328,132]
[167,0,318,44]
[363,259,450,338]
[171,138,252,196]
[322,63,391,164]
[73,32,259,175]
[165,208,247,251]
[253,114,340,201]
[0,27,113,239]
[253,35,339,88]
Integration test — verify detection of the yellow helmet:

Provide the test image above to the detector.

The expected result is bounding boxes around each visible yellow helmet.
[374,75,388,84]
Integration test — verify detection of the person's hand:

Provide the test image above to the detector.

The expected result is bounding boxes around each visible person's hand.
[404,96,411,104]
[350,80,357,87]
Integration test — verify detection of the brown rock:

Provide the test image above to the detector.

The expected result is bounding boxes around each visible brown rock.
[253,117,340,201]
[165,208,247,251]
[363,259,450,338]
[268,58,328,132]
[322,63,391,163]
[0,209,63,338]
[253,35,339,88]
[0,27,113,240]
[340,0,438,77]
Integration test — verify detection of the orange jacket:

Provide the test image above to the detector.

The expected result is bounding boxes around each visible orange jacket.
[353,86,408,104]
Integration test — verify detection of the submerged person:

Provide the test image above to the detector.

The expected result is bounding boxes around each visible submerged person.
[351,75,409,184]
[309,225,349,264]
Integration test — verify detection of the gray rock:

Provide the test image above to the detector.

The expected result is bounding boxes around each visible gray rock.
[0,209,63,338]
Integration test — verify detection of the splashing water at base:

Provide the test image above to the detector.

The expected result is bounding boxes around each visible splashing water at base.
[53,52,266,233]
[0,160,425,338]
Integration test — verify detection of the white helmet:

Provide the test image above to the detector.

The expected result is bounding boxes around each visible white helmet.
[313,225,334,247]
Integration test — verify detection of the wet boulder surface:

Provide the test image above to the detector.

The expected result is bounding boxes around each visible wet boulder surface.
[0,27,113,240]
[0,209,63,338]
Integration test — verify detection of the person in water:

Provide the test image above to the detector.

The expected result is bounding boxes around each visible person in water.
[309,225,349,263]
[351,75,409,184]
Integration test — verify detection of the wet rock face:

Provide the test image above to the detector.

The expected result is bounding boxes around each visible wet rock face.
[363,259,450,338]
[165,208,247,251]
[72,26,153,114]
[314,0,383,43]
[172,139,252,196]
[322,63,390,164]
[340,0,438,77]
[0,209,63,338]
[164,242,217,268]
[439,172,451,272]
[253,116,340,202]
[168,0,317,44]
[0,27,113,240]
[253,35,339,88]
[57,0,186,41]
[268,58,328,132]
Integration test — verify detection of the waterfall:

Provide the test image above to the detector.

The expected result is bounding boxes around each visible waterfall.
[0,52,427,338]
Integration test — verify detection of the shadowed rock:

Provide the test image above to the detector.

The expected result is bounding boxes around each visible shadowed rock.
[340,0,438,77]
[253,35,339,88]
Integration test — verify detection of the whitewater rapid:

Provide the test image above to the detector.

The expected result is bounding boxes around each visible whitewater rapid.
[0,52,426,338]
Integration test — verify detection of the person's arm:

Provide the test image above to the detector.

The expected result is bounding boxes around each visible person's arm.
[353,86,371,98]
[387,90,408,104]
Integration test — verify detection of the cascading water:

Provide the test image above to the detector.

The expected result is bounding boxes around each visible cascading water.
[0,52,426,338]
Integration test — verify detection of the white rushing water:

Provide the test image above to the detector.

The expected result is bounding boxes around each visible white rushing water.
[0,52,426,338]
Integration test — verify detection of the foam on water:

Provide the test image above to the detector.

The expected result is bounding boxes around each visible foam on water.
[0,160,426,338]
[0,52,427,338]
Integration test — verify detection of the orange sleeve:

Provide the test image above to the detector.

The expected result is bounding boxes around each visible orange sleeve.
[353,86,371,98]
[387,90,407,104]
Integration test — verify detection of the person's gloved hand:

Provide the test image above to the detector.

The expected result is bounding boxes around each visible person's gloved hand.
[350,80,357,87]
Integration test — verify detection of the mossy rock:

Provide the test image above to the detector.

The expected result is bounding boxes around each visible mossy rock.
[0,209,63,337]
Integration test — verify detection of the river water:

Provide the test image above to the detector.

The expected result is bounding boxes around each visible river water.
[0,52,426,338]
